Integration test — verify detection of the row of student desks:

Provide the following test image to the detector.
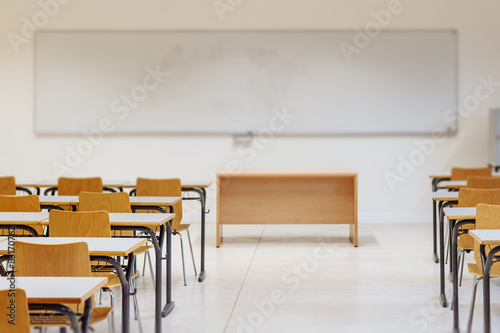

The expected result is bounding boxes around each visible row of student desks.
[17,179,212,284]
[430,175,500,333]
[0,212,174,333]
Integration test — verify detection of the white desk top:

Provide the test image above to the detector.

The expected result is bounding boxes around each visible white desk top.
[0,212,49,222]
[0,237,147,256]
[432,191,459,201]
[469,230,500,245]
[108,213,174,226]
[124,180,213,188]
[440,180,467,188]
[129,196,181,205]
[443,207,476,219]
[18,179,212,188]
[0,276,107,304]
[38,195,78,204]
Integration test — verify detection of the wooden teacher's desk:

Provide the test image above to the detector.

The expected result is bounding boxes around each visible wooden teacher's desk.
[217,169,358,247]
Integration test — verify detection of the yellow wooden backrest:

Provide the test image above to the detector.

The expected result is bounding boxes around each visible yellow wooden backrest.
[136,178,182,231]
[473,204,500,270]
[451,167,491,181]
[79,191,131,213]
[0,288,31,333]
[14,241,92,277]
[467,176,500,189]
[457,188,500,207]
[49,210,111,237]
[0,176,16,195]
[79,191,131,236]
[57,177,103,195]
[0,195,43,235]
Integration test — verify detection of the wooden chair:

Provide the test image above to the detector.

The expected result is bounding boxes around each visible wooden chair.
[0,195,44,236]
[467,175,500,189]
[454,188,500,286]
[48,209,141,331]
[451,167,492,181]
[0,176,31,195]
[78,191,154,286]
[0,288,30,333]
[136,177,197,286]
[466,204,500,332]
[58,177,103,195]
[14,241,113,331]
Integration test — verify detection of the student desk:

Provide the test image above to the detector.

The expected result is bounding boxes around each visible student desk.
[0,276,108,333]
[431,191,458,308]
[469,229,500,333]
[0,212,49,236]
[0,236,145,333]
[217,170,358,247]
[125,179,213,282]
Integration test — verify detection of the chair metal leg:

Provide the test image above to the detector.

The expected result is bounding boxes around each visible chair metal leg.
[186,229,198,276]
[133,294,144,333]
[445,225,450,264]
[145,250,155,285]
[467,276,482,333]
[459,251,466,287]
[178,233,187,286]
[99,288,103,305]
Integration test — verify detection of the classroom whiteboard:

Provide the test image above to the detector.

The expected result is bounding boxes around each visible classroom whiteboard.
[35,30,457,135]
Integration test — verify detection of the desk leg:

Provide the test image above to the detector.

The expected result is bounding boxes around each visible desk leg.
[81,297,92,333]
[432,198,439,263]
[439,201,448,307]
[452,220,460,332]
[199,188,206,282]
[182,187,207,282]
[91,255,131,333]
[482,245,500,333]
[162,219,175,316]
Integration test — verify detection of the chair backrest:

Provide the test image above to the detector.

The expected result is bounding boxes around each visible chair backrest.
[49,210,111,237]
[57,177,103,195]
[451,167,492,181]
[14,241,92,277]
[0,176,16,195]
[0,195,43,235]
[0,288,31,333]
[79,191,131,213]
[136,178,182,231]
[473,204,500,270]
[467,176,500,189]
[0,195,40,212]
[457,188,500,207]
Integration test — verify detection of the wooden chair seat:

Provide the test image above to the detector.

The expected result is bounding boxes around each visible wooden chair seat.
[467,263,500,278]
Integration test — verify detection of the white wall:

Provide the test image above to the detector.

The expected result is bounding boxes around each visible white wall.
[1,0,499,223]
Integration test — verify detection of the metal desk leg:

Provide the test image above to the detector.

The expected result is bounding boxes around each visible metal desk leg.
[482,245,500,333]
[433,197,439,263]
[162,218,175,316]
[182,187,207,282]
[91,255,132,333]
[81,297,92,333]
[439,201,448,307]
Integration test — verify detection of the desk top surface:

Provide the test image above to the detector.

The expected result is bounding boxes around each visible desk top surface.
[217,169,357,177]
[0,276,108,304]
[0,212,49,222]
[0,237,147,256]
[469,230,500,245]
[443,207,476,219]
[18,179,212,188]
[432,191,459,201]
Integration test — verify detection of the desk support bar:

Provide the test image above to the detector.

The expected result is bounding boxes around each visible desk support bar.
[29,303,83,333]
[182,187,207,282]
